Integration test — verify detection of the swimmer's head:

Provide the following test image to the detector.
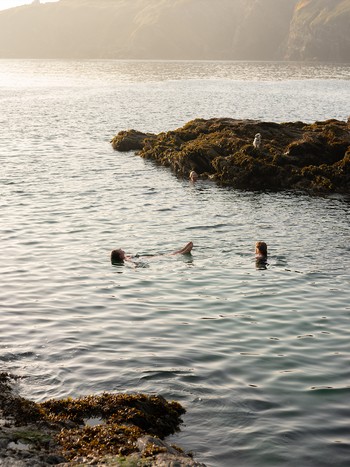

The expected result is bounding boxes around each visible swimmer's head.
[111,248,126,263]
[189,170,198,181]
[255,241,267,257]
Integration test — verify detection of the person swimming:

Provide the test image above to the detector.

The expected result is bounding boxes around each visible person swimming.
[110,248,131,263]
[255,241,267,260]
[255,241,268,269]
[189,170,198,182]
[111,241,193,264]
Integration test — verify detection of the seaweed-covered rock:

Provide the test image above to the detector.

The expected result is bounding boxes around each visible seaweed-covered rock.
[0,373,204,466]
[111,118,350,194]
[40,393,185,460]
[110,129,156,151]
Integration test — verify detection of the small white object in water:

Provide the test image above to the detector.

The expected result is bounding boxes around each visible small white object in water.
[253,133,261,149]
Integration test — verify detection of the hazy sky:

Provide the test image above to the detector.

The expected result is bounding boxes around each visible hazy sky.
[0,0,58,10]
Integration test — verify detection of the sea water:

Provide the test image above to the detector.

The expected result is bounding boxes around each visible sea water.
[1,60,350,466]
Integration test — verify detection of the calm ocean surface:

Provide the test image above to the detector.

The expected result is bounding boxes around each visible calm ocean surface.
[1,60,350,466]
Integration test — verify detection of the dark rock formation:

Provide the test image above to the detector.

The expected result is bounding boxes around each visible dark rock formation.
[111,118,350,194]
[0,372,205,466]
[111,129,156,152]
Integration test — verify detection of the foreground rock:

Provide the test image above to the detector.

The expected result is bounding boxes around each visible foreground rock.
[111,117,350,194]
[0,373,205,466]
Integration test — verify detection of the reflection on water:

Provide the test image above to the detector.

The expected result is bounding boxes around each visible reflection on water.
[1,59,350,87]
[255,258,268,270]
[0,60,350,467]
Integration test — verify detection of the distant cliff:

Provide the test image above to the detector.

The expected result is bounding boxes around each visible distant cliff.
[286,0,350,61]
[0,0,349,62]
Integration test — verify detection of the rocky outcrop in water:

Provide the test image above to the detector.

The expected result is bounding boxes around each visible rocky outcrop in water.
[0,372,205,466]
[111,117,350,194]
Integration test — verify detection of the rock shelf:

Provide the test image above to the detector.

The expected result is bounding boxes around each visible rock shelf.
[111,118,350,194]
[0,373,205,466]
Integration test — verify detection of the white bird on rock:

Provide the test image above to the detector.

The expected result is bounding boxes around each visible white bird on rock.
[253,133,261,149]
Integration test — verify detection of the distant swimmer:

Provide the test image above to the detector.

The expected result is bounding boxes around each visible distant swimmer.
[110,248,132,263]
[189,170,198,181]
[255,241,268,269]
[255,241,267,260]
[111,241,193,264]
[253,133,261,149]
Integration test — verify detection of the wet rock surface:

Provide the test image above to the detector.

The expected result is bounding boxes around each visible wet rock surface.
[111,117,350,194]
[0,373,205,466]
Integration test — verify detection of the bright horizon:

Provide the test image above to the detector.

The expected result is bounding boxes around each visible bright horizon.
[0,0,58,10]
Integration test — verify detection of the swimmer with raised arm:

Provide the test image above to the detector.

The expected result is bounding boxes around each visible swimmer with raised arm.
[111,241,193,264]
